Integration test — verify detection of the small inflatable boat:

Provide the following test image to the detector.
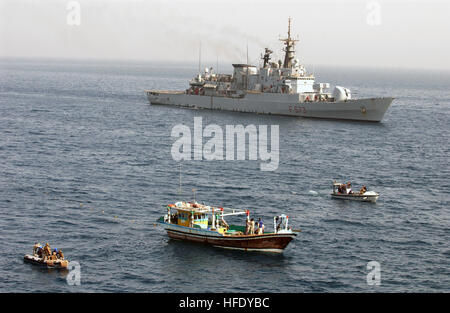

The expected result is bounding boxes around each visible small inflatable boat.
[24,254,69,269]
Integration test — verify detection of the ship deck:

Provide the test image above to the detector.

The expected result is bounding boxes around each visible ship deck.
[145,90,185,95]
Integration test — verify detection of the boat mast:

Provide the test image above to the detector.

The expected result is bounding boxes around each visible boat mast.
[198,42,201,74]
[178,163,182,196]
[246,43,249,90]
[246,42,249,65]
[280,17,298,68]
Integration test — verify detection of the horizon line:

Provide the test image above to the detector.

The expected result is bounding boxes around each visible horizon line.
[1,55,449,73]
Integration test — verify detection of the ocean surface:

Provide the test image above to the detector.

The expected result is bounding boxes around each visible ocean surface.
[0,58,449,292]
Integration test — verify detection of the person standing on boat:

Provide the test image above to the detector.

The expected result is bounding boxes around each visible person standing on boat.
[245,219,251,235]
[249,218,256,235]
[359,185,367,194]
[43,243,51,260]
[37,246,43,258]
[276,216,283,232]
[257,218,264,234]
[189,214,194,228]
[33,242,41,256]
[339,184,347,194]
[346,182,353,194]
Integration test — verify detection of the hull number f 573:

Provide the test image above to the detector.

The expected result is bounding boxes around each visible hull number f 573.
[289,105,307,114]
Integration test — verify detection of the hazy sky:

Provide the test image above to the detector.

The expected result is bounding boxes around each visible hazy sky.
[1,0,449,70]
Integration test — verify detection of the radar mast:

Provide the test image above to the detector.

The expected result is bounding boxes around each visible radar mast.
[261,48,273,68]
[279,17,299,69]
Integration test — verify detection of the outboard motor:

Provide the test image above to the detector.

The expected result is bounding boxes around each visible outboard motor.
[333,86,352,101]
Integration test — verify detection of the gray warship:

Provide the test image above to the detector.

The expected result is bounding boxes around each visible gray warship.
[146,18,393,122]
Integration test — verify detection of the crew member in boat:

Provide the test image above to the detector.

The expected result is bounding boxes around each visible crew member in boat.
[172,213,178,224]
[346,182,353,194]
[30,243,65,261]
[33,242,42,256]
[249,218,255,235]
[338,184,346,194]
[36,246,43,258]
[51,249,58,261]
[245,218,251,235]
[257,218,265,234]
[276,216,283,232]
[359,185,367,194]
[43,243,52,260]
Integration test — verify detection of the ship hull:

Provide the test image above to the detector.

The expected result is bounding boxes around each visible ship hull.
[162,223,296,253]
[331,193,379,202]
[23,254,69,269]
[147,91,393,122]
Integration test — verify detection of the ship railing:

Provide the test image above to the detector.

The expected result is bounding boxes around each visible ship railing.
[145,90,185,95]
[218,210,248,217]
[209,206,247,217]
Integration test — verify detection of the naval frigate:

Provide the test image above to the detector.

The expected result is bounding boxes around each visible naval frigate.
[146,19,393,122]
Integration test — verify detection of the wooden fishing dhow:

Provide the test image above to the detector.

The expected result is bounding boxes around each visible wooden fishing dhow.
[157,201,297,253]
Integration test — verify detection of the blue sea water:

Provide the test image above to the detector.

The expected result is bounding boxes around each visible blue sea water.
[0,58,449,292]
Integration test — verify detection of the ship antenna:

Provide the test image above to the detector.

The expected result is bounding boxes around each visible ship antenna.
[288,17,291,39]
[280,17,298,68]
[246,42,249,65]
[198,42,201,74]
[246,42,249,90]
